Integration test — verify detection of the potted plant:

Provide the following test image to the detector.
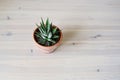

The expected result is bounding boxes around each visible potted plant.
[33,18,63,53]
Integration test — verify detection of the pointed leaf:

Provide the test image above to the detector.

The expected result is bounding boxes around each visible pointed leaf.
[47,38,56,43]
[48,32,52,38]
[46,18,49,26]
[46,18,51,33]
[36,24,40,27]
[41,26,46,34]
[42,33,47,37]
[40,22,46,31]
[38,27,44,34]
[52,27,57,34]
[36,23,43,34]
[41,18,45,26]
[38,23,46,35]
[38,38,46,45]
[53,35,59,38]
[35,32,41,37]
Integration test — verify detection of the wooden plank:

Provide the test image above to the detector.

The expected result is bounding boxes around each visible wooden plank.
[0,0,120,80]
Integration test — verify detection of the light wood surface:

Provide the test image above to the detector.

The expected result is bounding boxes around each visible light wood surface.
[0,0,120,80]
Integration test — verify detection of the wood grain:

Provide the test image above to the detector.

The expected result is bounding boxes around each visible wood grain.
[0,0,120,80]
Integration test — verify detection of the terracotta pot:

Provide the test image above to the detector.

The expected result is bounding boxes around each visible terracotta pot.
[33,25,63,53]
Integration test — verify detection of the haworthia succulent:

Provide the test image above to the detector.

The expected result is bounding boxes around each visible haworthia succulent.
[35,18,60,46]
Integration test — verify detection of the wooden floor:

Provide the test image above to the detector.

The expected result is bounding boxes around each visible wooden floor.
[0,0,120,80]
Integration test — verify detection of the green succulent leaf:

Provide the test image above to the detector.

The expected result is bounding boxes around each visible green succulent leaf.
[42,33,47,37]
[46,18,49,26]
[48,32,52,38]
[38,38,46,45]
[46,18,51,34]
[40,22,46,32]
[36,24,43,34]
[35,18,60,46]
[52,27,57,34]
[36,24,40,28]
[53,35,59,39]
[47,38,56,43]
[38,27,43,34]
[41,18,45,26]
[41,34,47,40]
[35,31,40,35]
[35,33,41,38]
